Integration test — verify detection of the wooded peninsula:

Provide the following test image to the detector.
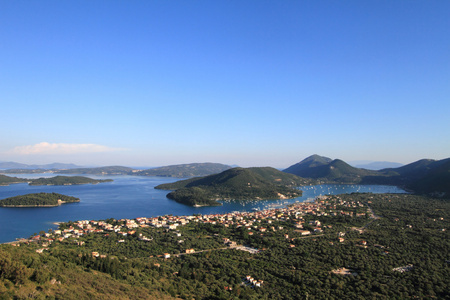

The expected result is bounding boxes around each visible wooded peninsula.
[0,175,112,186]
[29,176,112,186]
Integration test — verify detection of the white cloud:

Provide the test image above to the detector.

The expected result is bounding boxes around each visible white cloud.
[8,142,126,155]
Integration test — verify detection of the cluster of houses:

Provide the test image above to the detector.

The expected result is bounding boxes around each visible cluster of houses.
[23,195,369,259]
[243,275,264,288]
[392,264,414,273]
[91,251,107,258]
[53,197,365,241]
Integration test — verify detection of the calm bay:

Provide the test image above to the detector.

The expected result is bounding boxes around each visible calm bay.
[0,173,406,243]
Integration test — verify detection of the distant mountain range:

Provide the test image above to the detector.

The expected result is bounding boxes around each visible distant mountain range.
[0,162,81,170]
[284,155,450,198]
[1,156,449,198]
[351,161,404,170]
[0,162,233,178]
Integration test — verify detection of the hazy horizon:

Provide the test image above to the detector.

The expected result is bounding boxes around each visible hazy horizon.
[2,1,449,168]
[0,155,430,171]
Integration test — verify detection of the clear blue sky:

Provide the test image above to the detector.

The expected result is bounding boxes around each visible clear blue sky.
[1,1,449,168]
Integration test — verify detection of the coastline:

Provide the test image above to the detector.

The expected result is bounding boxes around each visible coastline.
[1,196,319,244]
[0,183,407,245]
[0,205,61,207]
[29,182,110,186]
[0,181,30,186]
[0,200,80,208]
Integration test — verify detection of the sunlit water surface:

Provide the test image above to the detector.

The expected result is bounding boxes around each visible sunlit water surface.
[0,174,406,243]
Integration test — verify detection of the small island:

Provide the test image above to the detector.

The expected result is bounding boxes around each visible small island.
[0,192,80,207]
[156,167,309,206]
[29,176,113,186]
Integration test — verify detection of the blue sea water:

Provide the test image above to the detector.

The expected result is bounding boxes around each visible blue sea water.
[0,174,406,243]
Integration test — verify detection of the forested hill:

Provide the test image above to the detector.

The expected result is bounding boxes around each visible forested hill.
[133,163,232,178]
[284,155,450,198]
[0,193,448,298]
[283,154,333,175]
[0,174,28,186]
[284,155,378,183]
[0,192,80,207]
[155,167,306,206]
[398,158,450,197]
[29,176,113,186]
[38,163,232,178]
[0,162,80,170]
[361,158,450,197]
[0,175,112,186]
[54,166,133,175]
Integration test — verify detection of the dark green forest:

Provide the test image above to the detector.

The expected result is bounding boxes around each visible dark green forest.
[0,174,112,187]
[284,155,450,198]
[0,175,28,186]
[157,167,305,206]
[0,193,80,207]
[0,193,449,299]
[29,176,112,186]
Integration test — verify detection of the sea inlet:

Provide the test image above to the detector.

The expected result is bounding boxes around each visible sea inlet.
[0,173,406,243]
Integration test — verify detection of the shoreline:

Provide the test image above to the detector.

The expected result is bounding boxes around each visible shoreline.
[0,200,79,208]
[0,204,61,208]
[0,184,408,245]
[1,196,320,244]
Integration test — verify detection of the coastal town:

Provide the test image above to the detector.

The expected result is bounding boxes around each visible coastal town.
[13,194,372,258]
[2,193,449,299]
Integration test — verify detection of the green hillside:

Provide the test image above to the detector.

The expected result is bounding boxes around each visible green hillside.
[156,167,304,206]
[247,167,317,186]
[407,159,450,197]
[0,192,80,207]
[283,154,332,176]
[284,155,450,198]
[0,193,448,299]
[29,176,112,186]
[54,166,133,175]
[381,158,438,176]
[318,159,379,182]
[284,157,378,183]
[0,175,28,186]
[2,169,53,174]
[133,163,232,178]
